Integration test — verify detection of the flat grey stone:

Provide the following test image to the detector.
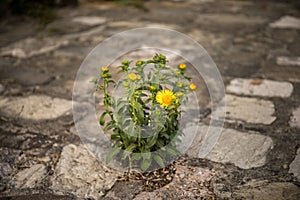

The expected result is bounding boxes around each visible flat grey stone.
[13,164,46,188]
[233,181,300,200]
[187,125,273,169]
[289,148,300,181]
[197,13,266,25]
[13,69,54,86]
[0,95,72,120]
[277,56,300,66]
[290,106,300,128]
[270,16,300,29]
[73,16,107,26]
[216,95,276,124]
[226,78,293,98]
[51,144,121,199]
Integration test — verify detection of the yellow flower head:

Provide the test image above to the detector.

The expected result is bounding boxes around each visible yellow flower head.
[102,66,109,72]
[150,85,156,91]
[128,73,140,81]
[156,90,177,108]
[179,63,186,70]
[136,60,143,66]
[177,82,183,87]
[189,83,197,90]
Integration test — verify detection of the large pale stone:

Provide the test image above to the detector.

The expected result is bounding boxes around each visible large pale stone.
[0,95,72,120]
[289,148,300,181]
[234,181,300,200]
[51,144,121,199]
[216,95,276,124]
[270,16,300,29]
[13,164,46,188]
[226,78,293,98]
[73,16,107,26]
[187,125,273,169]
[290,106,300,128]
[277,56,300,66]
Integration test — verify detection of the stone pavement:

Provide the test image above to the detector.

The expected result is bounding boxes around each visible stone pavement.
[0,0,300,199]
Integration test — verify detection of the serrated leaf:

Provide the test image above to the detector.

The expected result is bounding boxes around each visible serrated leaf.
[140,158,152,171]
[106,147,121,164]
[153,154,165,168]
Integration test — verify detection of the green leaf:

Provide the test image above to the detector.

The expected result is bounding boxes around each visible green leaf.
[123,143,137,159]
[99,111,108,126]
[142,152,151,160]
[153,154,165,168]
[141,158,152,171]
[106,147,121,164]
[166,146,179,156]
[131,153,142,161]
[146,133,158,148]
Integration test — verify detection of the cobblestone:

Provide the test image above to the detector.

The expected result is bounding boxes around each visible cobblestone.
[51,144,121,199]
[277,56,300,66]
[270,16,300,29]
[188,125,273,169]
[216,95,276,124]
[226,78,293,98]
[0,95,72,120]
[289,148,300,181]
[13,164,46,189]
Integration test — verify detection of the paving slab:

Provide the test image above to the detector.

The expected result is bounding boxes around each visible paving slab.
[51,144,121,199]
[277,56,300,66]
[13,164,46,189]
[216,95,276,124]
[73,16,107,26]
[187,125,274,169]
[226,78,293,98]
[233,181,300,200]
[0,95,72,120]
[289,148,300,181]
[270,16,300,29]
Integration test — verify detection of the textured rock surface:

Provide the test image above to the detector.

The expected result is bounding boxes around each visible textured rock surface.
[270,16,300,29]
[216,95,276,124]
[73,16,107,26]
[289,148,300,181]
[226,78,293,97]
[277,56,300,66]
[51,144,121,199]
[0,95,72,120]
[187,126,273,169]
[233,181,300,200]
[13,164,46,188]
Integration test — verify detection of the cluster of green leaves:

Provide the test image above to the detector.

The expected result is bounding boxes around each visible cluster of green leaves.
[95,54,195,171]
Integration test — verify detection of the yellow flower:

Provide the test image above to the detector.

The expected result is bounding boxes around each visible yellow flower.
[156,90,177,108]
[179,63,186,70]
[150,85,156,91]
[177,82,183,87]
[102,66,109,72]
[189,83,196,90]
[136,60,143,66]
[128,73,140,81]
